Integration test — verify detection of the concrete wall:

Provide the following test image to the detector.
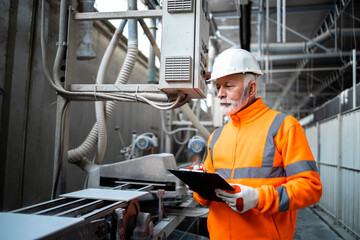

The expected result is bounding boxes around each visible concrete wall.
[0,0,162,210]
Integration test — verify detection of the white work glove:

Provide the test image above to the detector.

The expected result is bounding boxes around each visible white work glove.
[215,184,259,213]
[192,164,206,171]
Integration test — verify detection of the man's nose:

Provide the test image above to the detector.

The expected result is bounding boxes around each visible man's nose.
[217,86,226,98]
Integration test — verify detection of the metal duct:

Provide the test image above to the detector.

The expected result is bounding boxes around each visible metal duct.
[239,2,252,51]
[251,28,360,53]
[77,0,96,60]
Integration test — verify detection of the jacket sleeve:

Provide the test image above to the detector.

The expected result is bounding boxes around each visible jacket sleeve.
[193,192,211,206]
[256,120,322,213]
[193,132,215,206]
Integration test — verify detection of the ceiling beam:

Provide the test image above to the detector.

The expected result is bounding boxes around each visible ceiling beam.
[265,91,338,97]
[256,50,360,62]
[271,0,352,110]
[211,4,334,19]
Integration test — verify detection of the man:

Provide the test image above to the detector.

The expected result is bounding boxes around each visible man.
[193,48,322,239]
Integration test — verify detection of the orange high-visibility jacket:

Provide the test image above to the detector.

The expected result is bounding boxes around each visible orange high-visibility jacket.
[194,98,322,240]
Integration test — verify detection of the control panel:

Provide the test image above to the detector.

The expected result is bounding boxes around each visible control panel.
[159,0,210,99]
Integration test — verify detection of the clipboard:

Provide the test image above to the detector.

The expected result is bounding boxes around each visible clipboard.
[168,169,234,202]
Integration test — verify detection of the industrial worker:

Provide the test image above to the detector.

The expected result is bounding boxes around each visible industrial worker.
[193,48,322,239]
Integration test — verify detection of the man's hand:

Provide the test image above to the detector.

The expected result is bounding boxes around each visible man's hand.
[192,163,206,172]
[215,184,259,213]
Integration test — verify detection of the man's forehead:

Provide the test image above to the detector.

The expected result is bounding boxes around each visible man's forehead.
[216,74,245,84]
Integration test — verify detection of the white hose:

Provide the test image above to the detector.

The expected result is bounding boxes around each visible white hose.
[68,38,138,165]
[93,22,127,165]
[94,40,138,164]
[104,40,138,119]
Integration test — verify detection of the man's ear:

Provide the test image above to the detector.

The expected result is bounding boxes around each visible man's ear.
[248,81,257,98]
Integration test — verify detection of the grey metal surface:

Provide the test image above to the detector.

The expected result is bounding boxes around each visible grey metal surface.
[304,108,360,238]
[88,153,185,199]
[153,198,198,239]
[60,188,148,201]
[0,212,83,240]
[75,10,162,20]
[70,83,162,93]
[0,0,37,211]
[164,207,209,218]
[340,110,360,236]
[99,153,177,182]
[1,1,163,210]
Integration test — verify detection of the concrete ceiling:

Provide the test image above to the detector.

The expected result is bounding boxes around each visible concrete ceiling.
[207,0,360,118]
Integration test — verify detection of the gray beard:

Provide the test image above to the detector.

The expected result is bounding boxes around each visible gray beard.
[220,86,249,115]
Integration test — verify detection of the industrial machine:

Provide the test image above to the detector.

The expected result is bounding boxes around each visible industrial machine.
[0,0,211,239]
[0,154,207,239]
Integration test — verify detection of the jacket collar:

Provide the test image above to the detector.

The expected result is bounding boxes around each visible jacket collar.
[229,98,268,123]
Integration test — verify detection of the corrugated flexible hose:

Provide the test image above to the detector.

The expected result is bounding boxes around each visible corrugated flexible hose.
[68,40,138,167]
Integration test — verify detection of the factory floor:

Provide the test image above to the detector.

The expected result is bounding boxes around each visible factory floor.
[169,206,354,240]
[294,207,340,240]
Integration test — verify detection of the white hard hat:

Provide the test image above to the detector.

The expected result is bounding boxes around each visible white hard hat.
[209,48,263,81]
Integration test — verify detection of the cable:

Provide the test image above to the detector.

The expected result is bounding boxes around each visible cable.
[40,0,184,109]
[160,111,198,135]
[41,0,186,168]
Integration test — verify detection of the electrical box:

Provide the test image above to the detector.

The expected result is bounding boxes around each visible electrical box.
[159,0,210,99]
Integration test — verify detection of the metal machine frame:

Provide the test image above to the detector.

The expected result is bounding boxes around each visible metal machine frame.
[1,1,210,239]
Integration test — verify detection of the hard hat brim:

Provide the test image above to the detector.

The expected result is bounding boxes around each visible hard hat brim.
[207,71,263,82]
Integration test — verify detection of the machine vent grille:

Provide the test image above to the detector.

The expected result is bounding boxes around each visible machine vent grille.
[167,0,192,13]
[165,57,192,82]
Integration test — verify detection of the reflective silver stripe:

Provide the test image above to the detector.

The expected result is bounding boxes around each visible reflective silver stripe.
[209,126,224,166]
[262,113,288,167]
[286,160,318,177]
[215,169,232,179]
[276,185,290,211]
[233,166,285,179]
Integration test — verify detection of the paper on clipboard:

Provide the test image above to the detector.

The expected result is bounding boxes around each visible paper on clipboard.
[168,169,234,202]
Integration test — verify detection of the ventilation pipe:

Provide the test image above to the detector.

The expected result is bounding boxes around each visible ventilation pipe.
[239,1,252,51]
[251,28,360,53]
[77,0,96,60]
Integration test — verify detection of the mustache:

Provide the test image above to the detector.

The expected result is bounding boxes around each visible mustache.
[219,99,235,104]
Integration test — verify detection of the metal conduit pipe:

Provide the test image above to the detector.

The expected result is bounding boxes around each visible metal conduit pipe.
[352,49,357,109]
[257,0,263,57]
[276,0,281,42]
[282,0,286,42]
[53,0,68,88]
[180,104,211,140]
[139,19,161,61]
[51,0,69,198]
[251,28,360,52]
[147,17,157,83]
